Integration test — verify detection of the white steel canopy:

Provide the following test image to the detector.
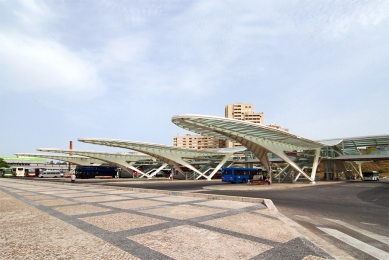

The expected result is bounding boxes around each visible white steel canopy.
[172,114,328,183]
[172,115,326,149]
[78,138,246,180]
[15,153,104,165]
[37,149,153,178]
[318,135,389,155]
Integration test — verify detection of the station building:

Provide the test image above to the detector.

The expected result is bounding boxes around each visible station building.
[0,156,71,174]
[2,156,48,167]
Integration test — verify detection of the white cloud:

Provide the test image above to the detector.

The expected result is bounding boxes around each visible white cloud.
[0,32,104,98]
[0,0,105,99]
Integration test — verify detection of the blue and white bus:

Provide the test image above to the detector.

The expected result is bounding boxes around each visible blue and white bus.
[221,167,260,183]
[75,165,118,179]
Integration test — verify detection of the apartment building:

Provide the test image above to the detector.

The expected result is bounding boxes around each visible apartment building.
[225,103,264,124]
[173,134,225,149]
[225,103,264,147]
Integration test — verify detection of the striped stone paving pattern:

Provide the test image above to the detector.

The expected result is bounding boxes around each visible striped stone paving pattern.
[0,181,332,260]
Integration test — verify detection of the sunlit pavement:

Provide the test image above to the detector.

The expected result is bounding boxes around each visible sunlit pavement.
[0,178,338,260]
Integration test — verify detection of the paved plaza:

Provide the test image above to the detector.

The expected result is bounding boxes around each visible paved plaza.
[0,179,333,260]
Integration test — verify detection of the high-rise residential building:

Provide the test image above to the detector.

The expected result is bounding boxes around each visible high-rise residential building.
[225,103,264,147]
[225,103,264,123]
[173,134,225,149]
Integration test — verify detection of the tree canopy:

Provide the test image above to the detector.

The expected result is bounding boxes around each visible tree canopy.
[0,158,11,168]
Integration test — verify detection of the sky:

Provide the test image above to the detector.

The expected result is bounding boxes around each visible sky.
[1,0,388,157]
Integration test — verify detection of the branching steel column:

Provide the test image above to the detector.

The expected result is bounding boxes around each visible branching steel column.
[126,162,149,178]
[234,135,314,183]
[354,161,371,179]
[147,163,168,178]
[199,153,233,180]
[310,148,322,182]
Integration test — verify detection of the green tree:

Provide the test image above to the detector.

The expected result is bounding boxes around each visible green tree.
[0,158,10,168]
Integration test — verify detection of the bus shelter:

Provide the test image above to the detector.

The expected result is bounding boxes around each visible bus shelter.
[172,114,329,183]
[37,149,154,178]
[78,138,246,180]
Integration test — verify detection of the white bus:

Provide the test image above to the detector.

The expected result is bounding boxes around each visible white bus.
[14,167,25,177]
[362,171,380,181]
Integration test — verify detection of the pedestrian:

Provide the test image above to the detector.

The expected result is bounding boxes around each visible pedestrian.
[71,173,76,183]
[170,167,174,181]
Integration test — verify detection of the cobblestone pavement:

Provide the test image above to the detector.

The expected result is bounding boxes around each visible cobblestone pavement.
[0,179,333,260]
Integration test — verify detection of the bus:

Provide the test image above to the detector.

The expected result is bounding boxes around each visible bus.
[0,168,14,177]
[75,165,118,179]
[26,169,36,177]
[221,167,261,183]
[35,168,47,176]
[362,171,380,181]
[14,167,25,177]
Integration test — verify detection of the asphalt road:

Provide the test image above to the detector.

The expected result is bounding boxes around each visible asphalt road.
[201,181,389,260]
[28,178,389,259]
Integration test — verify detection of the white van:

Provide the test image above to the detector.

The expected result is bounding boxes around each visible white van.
[38,170,64,178]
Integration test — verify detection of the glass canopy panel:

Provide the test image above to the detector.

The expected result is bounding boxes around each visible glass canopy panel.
[172,115,326,150]
[78,138,242,157]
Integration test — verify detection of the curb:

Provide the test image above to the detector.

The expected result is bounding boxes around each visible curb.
[263,199,278,212]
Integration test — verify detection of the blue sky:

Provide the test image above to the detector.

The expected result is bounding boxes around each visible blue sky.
[1,0,388,157]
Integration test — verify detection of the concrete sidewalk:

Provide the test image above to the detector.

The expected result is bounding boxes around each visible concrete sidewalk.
[203,181,347,191]
[0,179,334,260]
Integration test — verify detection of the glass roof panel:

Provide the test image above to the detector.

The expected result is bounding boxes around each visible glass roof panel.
[172,115,326,149]
[78,138,241,156]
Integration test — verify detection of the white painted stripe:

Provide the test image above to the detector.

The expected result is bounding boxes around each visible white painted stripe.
[324,218,389,245]
[295,215,316,224]
[360,222,378,226]
[179,190,208,193]
[318,227,389,260]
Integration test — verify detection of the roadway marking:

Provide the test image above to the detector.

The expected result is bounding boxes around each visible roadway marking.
[318,227,389,260]
[360,222,378,226]
[295,215,316,224]
[179,190,208,193]
[324,218,389,245]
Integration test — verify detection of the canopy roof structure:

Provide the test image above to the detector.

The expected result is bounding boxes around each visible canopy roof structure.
[37,149,153,177]
[172,114,325,183]
[172,115,326,150]
[78,138,246,180]
[331,154,389,161]
[318,135,389,156]
[15,153,104,165]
